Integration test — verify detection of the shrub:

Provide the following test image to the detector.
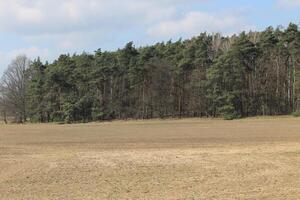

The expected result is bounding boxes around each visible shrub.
[292,111,300,117]
[29,115,41,123]
[218,104,241,120]
[223,113,241,120]
[51,111,65,122]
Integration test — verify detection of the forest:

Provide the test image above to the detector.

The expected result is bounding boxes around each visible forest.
[0,23,300,123]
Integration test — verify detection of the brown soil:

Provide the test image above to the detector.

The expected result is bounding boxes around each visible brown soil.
[1,117,300,199]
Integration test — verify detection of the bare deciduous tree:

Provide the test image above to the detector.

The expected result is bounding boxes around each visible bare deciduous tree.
[0,91,7,124]
[0,55,30,123]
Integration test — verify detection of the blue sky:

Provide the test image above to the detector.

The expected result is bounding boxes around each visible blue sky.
[0,0,300,75]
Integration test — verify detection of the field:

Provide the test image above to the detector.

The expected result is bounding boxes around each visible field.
[1,117,300,200]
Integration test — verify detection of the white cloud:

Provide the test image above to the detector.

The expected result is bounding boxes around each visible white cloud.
[148,11,252,38]
[0,46,50,74]
[277,0,300,9]
[9,46,50,60]
[0,46,49,63]
[0,0,204,35]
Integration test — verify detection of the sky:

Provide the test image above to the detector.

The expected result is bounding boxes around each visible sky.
[0,0,300,75]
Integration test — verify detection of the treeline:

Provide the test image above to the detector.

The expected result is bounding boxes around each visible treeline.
[1,23,300,123]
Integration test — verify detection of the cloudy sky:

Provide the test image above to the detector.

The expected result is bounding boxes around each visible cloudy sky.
[0,0,299,74]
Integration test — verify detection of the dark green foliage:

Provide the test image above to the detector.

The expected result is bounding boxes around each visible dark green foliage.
[25,24,300,123]
[292,111,300,117]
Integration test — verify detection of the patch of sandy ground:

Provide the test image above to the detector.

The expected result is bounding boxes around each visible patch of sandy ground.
[1,117,300,199]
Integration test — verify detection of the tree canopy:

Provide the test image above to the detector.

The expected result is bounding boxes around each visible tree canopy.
[1,24,300,123]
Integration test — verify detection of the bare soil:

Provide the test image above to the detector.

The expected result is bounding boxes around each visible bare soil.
[1,117,300,199]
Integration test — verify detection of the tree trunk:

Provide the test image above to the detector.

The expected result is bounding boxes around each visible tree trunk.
[3,111,7,124]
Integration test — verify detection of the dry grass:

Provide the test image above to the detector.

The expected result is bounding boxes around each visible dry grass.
[1,117,300,199]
